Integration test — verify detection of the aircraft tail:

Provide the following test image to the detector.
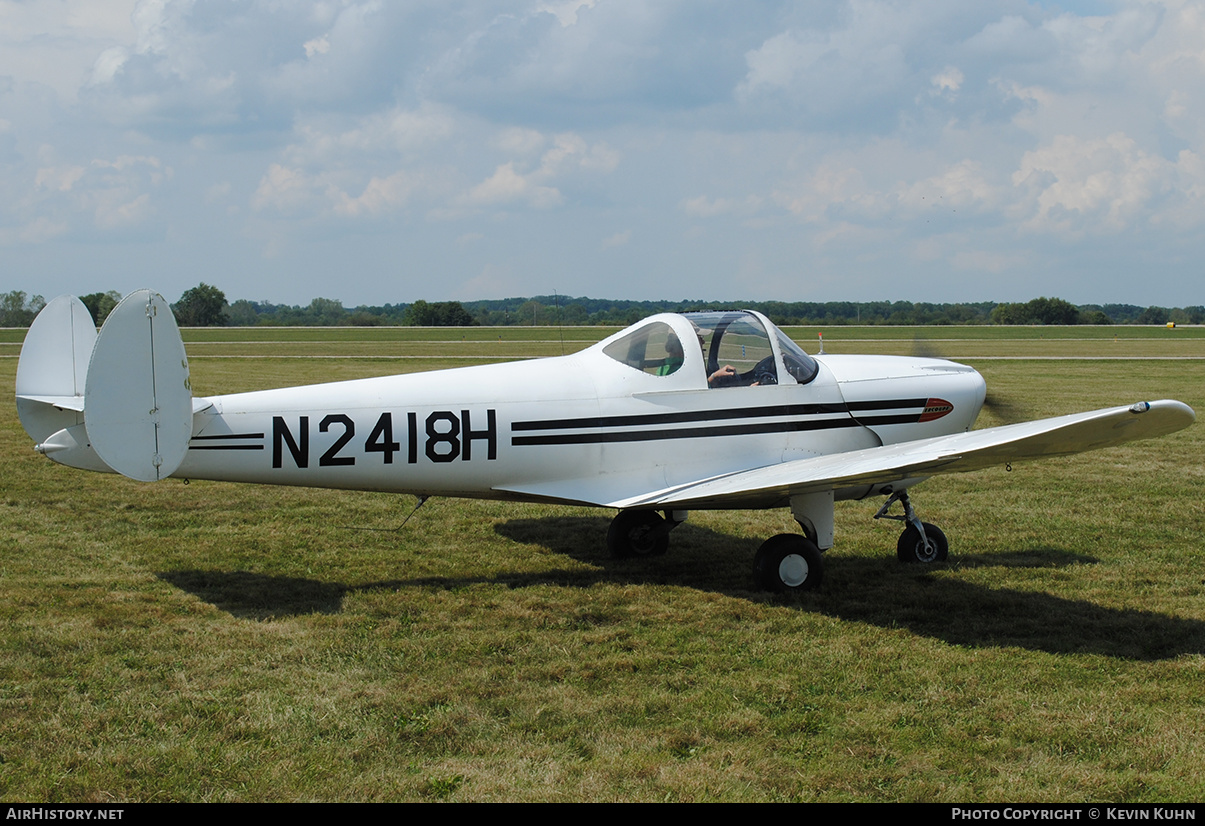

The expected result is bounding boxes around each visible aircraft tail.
[16,289,194,482]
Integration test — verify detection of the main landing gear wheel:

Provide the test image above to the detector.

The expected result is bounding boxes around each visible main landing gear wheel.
[754,534,824,593]
[897,522,948,564]
[607,510,669,558]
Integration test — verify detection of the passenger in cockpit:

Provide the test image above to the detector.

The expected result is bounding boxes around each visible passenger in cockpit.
[657,333,685,376]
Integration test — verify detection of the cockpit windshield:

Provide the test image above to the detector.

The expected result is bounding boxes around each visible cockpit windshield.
[774,327,820,384]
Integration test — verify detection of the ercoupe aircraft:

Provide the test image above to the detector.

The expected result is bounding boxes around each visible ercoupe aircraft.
[16,290,1195,592]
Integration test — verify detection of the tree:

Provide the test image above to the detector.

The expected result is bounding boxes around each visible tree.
[990,302,1026,325]
[0,291,46,326]
[991,297,1080,325]
[226,299,260,327]
[402,300,478,326]
[1027,297,1080,325]
[80,290,122,326]
[346,311,384,326]
[305,297,345,325]
[517,300,547,326]
[173,283,228,326]
[1136,306,1170,325]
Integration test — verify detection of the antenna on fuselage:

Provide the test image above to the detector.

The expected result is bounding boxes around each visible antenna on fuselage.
[340,494,431,533]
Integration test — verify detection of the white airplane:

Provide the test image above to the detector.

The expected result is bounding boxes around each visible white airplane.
[15,290,1195,593]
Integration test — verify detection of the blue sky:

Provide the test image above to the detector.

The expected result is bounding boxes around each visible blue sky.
[2,0,1202,307]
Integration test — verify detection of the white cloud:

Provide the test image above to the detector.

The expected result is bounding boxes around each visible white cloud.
[537,132,619,176]
[931,66,964,95]
[1011,133,1184,233]
[465,162,563,208]
[304,36,330,58]
[332,171,416,217]
[898,160,998,211]
[12,152,167,242]
[36,166,87,192]
[495,126,546,156]
[538,1,597,28]
[0,216,68,246]
[0,0,137,99]
[773,160,883,222]
[90,46,129,86]
[252,164,318,213]
[601,229,630,248]
[94,191,152,230]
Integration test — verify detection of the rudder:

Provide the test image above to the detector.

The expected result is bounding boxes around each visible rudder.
[15,294,97,444]
[85,290,194,482]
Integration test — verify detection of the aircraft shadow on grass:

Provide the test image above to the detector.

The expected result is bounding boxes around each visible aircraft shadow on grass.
[160,515,1205,662]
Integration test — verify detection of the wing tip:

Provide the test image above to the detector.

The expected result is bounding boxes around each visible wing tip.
[1134,399,1195,431]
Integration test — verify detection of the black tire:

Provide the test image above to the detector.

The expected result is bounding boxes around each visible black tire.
[607,510,669,558]
[897,522,948,563]
[754,534,824,593]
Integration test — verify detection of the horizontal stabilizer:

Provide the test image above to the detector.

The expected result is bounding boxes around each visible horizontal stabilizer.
[17,394,87,412]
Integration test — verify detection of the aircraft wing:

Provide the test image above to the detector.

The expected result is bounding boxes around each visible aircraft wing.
[607,399,1195,510]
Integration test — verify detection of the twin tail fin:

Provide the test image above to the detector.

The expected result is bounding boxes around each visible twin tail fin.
[16,290,194,482]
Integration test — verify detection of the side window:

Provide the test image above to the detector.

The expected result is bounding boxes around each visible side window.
[602,321,686,377]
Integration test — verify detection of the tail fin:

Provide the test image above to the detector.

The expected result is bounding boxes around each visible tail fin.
[15,294,96,444]
[17,289,194,482]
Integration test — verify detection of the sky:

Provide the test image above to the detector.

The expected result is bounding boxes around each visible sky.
[2,0,1203,308]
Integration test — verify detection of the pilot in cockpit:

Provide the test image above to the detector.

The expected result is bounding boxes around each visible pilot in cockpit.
[690,322,750,387]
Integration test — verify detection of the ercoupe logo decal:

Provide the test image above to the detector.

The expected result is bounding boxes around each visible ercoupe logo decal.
[918,398,954,423]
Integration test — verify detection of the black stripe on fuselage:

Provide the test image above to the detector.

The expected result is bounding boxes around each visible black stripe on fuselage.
[511,403,851,432]
[509,398,931,448]
[846,398,928,412]
[850,413,929,426]
[189,432,266,451]
[188,445,265,450]
[844,398,932,428]
[512,416,863,446]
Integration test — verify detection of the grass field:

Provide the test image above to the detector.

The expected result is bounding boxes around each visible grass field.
[1,325,1203,802]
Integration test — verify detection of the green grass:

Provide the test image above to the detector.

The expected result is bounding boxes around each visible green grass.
[1,329,1203,801]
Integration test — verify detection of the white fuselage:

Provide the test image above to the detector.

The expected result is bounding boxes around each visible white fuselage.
[177,335,987,510]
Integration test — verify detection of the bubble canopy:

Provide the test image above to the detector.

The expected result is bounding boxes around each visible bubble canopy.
[600,310,819,387]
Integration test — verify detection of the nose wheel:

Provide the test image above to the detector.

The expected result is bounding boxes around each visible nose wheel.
[896,521,948,563]
[875,491,948,564]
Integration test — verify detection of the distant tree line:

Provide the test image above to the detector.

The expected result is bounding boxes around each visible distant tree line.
[3,287,1201,328]
[988,296,1204,326]
[0,291,46,326]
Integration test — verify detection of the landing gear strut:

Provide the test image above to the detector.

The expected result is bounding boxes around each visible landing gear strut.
[874,490,948,564]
